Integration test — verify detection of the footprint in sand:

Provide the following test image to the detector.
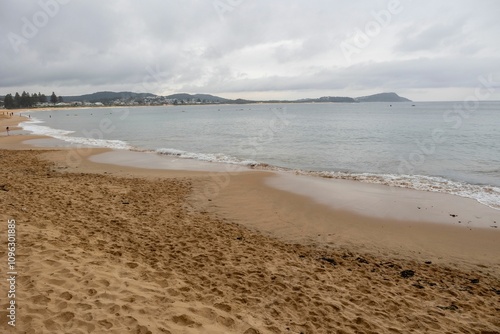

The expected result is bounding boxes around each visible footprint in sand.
[126,262,139,268]
[56,311,75,323]
[56,301,68,310]
[166,288,181,297]
[75,303,92,311]
[30,295,51,305]
[172,314,201,327]
[122,315,139,326]
[97,278,111,287]
[214,303,232,313]
[98,319,113,329]
[108,304,121,314]
[43,319,61,331]
[216,315,235,328]
[135,325,152,334]
[59,291,73,300]
[73,319,96,332]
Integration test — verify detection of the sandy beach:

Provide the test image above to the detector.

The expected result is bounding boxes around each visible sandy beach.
[0,113,499,333]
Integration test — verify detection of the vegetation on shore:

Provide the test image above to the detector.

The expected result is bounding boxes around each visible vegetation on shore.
[2,91,62,109]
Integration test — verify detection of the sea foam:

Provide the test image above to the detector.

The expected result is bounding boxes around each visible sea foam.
[20,118,132,150]
[298,170,500,210]
[156,148,259,166]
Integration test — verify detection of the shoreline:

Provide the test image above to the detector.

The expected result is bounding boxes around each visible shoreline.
[52,140,500,228]
[2,114,499,261]
[15,127,500,229]
[9,106,500,213]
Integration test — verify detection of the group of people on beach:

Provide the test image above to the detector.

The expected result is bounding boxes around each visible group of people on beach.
[2,111,30,135]
[2,112,27,117]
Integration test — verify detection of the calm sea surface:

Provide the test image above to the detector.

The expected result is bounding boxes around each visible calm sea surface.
[21,102,500,209]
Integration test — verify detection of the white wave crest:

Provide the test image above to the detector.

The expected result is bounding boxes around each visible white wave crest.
[20,118,131,150]
[155,148,258,166]
[302,170,500,210]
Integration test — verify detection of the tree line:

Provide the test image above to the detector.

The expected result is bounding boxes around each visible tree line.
[3,91,63,109]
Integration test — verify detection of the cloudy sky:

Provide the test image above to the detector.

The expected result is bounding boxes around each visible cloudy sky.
[1,0,499,101]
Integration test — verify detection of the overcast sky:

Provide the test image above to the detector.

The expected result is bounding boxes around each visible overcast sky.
[1,0,499,101]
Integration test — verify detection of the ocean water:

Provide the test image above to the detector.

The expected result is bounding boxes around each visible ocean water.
[20,102,500,209]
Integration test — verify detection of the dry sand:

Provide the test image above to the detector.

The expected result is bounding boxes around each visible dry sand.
[1,113,27,134]
[0,114,499,333]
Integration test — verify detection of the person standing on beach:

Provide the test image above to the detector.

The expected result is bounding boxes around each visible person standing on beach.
[6,126,10,136]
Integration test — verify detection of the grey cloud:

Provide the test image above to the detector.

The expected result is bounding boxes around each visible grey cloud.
[0,0,499,101]
[396,22,463,53]
[184,57,499,94]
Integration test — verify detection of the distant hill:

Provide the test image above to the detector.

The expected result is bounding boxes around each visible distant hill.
[58,91,411,105]
[60,91,246,105]
[63,91,156,103]
[164,93,230,103]
[354,92,411,102]
[293,92,410,103]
